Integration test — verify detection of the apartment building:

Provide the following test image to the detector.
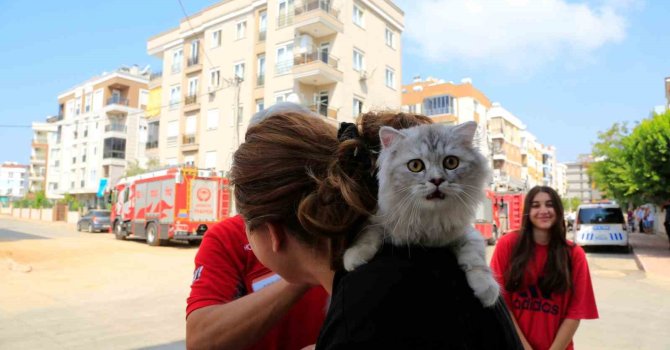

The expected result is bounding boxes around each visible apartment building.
[541,144,556,187]
[145,72,163,164]
[487,103,526,191]
[520,131,542,189]
[147,0,403,171]
[0,162,29,205]
[29,122,57,193]
[565,155,602,203]
[555,163,567,197]
[401,76,492,156]
[45,66,150,208]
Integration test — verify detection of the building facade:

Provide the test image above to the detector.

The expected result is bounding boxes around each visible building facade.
[29,122,57,193]
[147,0,404,172]
[554,162,567,197]
[487,103,526,191]
[401,76,492,156]
[565,155,602,203]
[0,162,29,205]
[45,66,149,208]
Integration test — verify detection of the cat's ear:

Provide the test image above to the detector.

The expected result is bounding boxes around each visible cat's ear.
[379,126,405,149]
[453,121,478,145]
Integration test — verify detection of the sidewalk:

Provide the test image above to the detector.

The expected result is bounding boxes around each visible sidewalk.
[630,231,670,279]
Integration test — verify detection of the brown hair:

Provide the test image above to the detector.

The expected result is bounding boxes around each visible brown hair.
[504,186,573,295]
[231,110,432,269]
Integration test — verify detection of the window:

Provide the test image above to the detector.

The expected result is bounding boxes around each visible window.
[258,10,267,40]
[234,62,245,80]
[172,48,183,73]
[353,98,363,117]
[188,77,198,97]
[93,89,103,112]
[211,29,221,48]
[257,54,266,86]
[190,40,200,64]
[185,115,197,135]
[75,97,82,115]
[236,21,247,39]
[84,93,92,113]
[385,67,395,89]
[167,120,179,147]
[139,89,149,107]
[205,151,217,169]
[207,109,219,130]
[169,85,181,107]
[275,90,292,103]
[277,0,295,27]
[209,69,221,88]
[147,121,159,148]
[103,138,126,159]
[256,99,265,112]
[423,95,454,116]
[353,4,364,27]
[353,49,364,71]
[276,43,294,74]
[385,28,395,49]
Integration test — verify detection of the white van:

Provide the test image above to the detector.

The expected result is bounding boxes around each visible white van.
[574,203,628,247]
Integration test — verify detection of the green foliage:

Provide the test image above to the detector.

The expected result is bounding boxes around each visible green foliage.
[124,158,161,177]
[590,111,670,205]
[59,193,81,211]
[561,197,582,212]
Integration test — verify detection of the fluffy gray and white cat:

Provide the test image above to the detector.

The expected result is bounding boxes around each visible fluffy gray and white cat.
[343,121,500,306]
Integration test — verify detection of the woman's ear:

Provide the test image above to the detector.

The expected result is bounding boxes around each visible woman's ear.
[265,222,286,253]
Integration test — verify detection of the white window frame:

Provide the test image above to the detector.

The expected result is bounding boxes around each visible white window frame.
[209,68,221,89]
[275,42,294,75]
[259,10,267,34]
[211,29,222,49]
[274,90,293,103]
[190,40,200,62]
[172,48,183,74]
[236,20,247,40]
[385,67,396,89]
[353,4,364,27]
[234,62,245,80]
[169,85,181,108]
[188,77,199,97]
[84,93,92,113]
[207,108,219,130]
[353,98,363,117]
[385,28,395,49]
[353,49,365,72]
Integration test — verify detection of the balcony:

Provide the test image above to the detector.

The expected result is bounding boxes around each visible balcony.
[181,134,198,152]
[292,49,342,85]
[105,124,127,134]
[307,104,337,120]
[30,157,46,165]
[184,95,200,112]
[294,0,343,38]
[276,12,294,28]
[186,56,202,74]
[493,151,507,161]
[145,140,159,149]
[106,96,131,114]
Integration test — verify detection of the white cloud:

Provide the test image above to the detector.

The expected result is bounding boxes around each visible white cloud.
[399,0,631,71]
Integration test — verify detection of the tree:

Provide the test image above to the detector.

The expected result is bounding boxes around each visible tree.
[561,197,582,213]
[589,111,670,205]
[124,158,161,177]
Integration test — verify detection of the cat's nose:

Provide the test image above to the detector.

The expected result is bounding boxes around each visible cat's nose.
[429,178,445,186]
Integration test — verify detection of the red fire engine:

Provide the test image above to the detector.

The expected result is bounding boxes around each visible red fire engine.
[474,190,525,245]
[110,166,230,246]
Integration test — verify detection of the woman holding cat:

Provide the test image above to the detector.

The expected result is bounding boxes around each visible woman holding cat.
[231,107,522,349]
[490,186,599,350]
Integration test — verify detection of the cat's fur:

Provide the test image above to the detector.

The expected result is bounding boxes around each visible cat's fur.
[343,121,500,306]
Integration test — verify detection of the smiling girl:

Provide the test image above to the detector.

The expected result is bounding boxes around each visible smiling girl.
[491,186,599,350]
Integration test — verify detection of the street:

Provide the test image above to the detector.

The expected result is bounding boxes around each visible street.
[2,216,670,350]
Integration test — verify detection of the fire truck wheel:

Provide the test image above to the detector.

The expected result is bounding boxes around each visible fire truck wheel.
[114,221,126,240]
[146,223,161,246]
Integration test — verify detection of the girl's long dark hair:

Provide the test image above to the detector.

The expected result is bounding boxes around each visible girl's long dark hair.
[504,186,573,295]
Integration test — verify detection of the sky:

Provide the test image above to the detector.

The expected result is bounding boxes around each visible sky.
[0,0,668,164]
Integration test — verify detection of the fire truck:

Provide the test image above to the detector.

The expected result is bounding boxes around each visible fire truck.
[474,190,525,245]
[110,166,231,246]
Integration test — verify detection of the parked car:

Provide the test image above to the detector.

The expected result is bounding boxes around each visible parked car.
[574,203,629,251]
[77,210,111,233]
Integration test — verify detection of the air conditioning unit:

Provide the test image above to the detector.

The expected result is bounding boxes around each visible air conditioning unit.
[359,70,368,81]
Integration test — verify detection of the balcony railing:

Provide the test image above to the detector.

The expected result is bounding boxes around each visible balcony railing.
[258,30,267,41]
[182,134,197,145]
[257,74,265,87]
[296,0,340,18]
[106,96,129,106]
[275,60,293,75]
[293,49,339,69]
[146,140,158,149]
[103,151,125,159]
[185,95,198,105]
[277,12,294,28]
[187,56,200,67]
[104,124,127,133]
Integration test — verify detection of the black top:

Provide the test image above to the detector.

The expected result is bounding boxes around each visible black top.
[316,244,522,350]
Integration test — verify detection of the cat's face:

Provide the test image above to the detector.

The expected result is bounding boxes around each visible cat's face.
[377,122,490,215]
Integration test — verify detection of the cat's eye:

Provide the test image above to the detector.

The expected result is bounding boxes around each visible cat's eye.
[443,156,460,170]
[407,159,425,172]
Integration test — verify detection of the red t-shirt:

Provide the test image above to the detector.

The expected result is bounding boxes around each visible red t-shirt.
[187,215,329,350]
[490,232,599,350]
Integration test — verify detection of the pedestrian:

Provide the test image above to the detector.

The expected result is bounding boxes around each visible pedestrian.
[185,103,330,350]
[231,108,522,349]
[644,207,654,234]
[491,186,599,350]
[663,199,670,249]
[636,206,645,234]
[627,209,635,232]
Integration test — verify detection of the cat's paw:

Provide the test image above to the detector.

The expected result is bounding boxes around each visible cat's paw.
[343,244,378,271]
[466,269,500,307]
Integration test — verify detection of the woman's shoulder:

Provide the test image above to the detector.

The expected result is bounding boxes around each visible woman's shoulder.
[497,231,521,247]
